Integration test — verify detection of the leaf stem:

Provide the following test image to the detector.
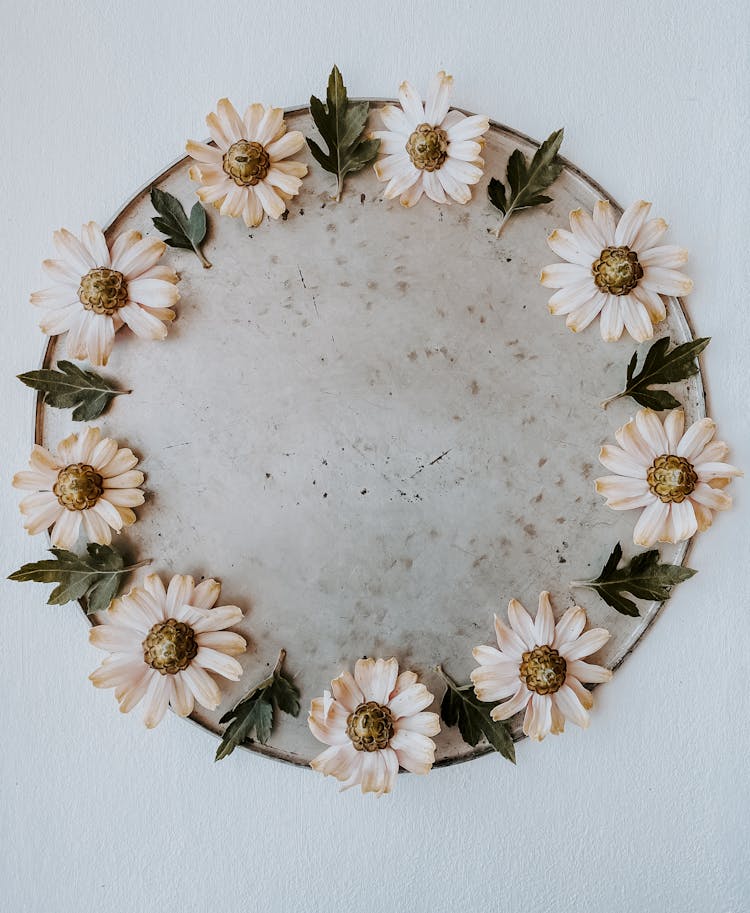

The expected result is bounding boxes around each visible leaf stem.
[334,174,344,203]
[272,648,287,676]
[192,243,212,269]
[600,391,624,409]
[121,558,153,574]
[494,211,512,238]
[569,580,592,589]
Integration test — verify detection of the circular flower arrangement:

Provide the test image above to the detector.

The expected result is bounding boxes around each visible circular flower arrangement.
[12,68,741,796]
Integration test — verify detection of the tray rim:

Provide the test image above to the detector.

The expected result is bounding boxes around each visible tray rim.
[32,102,706,769]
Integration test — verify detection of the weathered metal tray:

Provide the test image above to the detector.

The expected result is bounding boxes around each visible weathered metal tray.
[36,104,704,766]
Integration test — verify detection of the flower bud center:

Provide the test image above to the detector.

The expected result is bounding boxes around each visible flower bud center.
[78,268,128,315]
[592,246,643,296]
[53,463,103,511]
[647,453,698,503]
[406,123,449,172]
[223,139,271,186]
[143,619,198,675]
[346,701,394,751]
[519,645,567,695]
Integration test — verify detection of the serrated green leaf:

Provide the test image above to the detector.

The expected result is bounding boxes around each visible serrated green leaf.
[306,65,380,201]
[150,187,211,268]
[8,544,148,614]
[488,128,564,236]
[18,360,129,421]
[438,667,515,763]
[603,336,710,409]
[215,650,299,760]
[572,543,697,617]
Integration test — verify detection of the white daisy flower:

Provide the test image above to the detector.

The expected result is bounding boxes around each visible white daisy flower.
[89,573,246,728]
[186,98,308,228]
[371,71,490,207]
[308,657,440,795]
[595,407,742,546]
[471,592,612,742]
[540,200,694,342]
[30,222,179,367]
[13,427,145,549]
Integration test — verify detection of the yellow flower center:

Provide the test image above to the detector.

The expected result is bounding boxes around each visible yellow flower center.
[222,139,271,186]
[406,123,449,172]
[592,246,643,296]
[346,701,394,752]
[53,463,103,511]
[142,619,198,675]
[519,645,567,695]
[647,453,698,503]
[78,268,128,316]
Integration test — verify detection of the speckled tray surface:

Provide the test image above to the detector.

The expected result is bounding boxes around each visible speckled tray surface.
[36,104,704,766]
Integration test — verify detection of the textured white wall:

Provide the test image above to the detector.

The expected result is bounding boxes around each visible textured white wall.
[1,2,748,911]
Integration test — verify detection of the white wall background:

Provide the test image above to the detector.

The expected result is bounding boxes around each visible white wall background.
[1,2,748,910]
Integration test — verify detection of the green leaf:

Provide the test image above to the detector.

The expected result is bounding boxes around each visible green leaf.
[603,336,710,409]
[8,544,149,614]
[438,667,515,763]
[488,128,564,236]
[572,543,697,617]
[215,650,300,761]
[306,65,380,201]
[150,187,212,268]
[17,360,129,421]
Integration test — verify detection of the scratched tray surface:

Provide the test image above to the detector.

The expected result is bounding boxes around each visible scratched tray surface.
[38,104,703,766]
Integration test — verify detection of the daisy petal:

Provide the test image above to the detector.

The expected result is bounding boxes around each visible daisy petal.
[633,498,670,546]
[490,684,529,721]
[553,683,589,729]
[614,200,651,247]
[677,418,716,460]
[354,657,398,704]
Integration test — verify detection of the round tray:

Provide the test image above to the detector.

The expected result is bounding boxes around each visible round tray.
[36,104,704,766]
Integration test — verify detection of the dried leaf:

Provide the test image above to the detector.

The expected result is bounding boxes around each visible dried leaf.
[8,544,149,614]
[438,666,515,763]
[572,543,697,617]
[18,361,129,421]
[488,128,564,237]
[306,65,380,201]
[215,650,300,760]
[150,187,211,268]
[602,336,710,409]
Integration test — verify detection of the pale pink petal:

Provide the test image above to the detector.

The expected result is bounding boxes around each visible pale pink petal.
[553,605,587,650]
[308,697,350,745]
[266,131,306,161]
[539,262,590,288]
[553,683,589,729]
[639,245,689,269]
[190,579,222,610]
[632,217,668,251]
[616,418,657,463]
[181,663,221,710]
[641,267,694,297]
[81,507,112,544]
[196,631,246,655]
[166,575,195,615]
[254,180,287,220]
[189,605,243,633]
[89,623,140,653]
[690,483,732,511]
[354,657,399,704]
[399,176,424,208]
[471,665,521,702]
[216,98,245,144]
[436,163,471,204]
[390,729,436,775]
[424,71,453,125]
[621,295,654,342]
[569,208,605,256]
[386,682,433,718]
[142,573,167,604]
[494,614,526,659]
[562,628,611,662]
[599,444,648,478]
[592,200,617,245]
[31,286,80,310]
[565,294,606,333]
[53,228,95,274]
[112,238,166,279]
[21,497,64,535]
[255,107,286,147]
[99,449,138,478]
[523,692,552,741]
[490,684,530,721]
[142,673,171,728]
[565,675,594,710]
[379,104,410,136]
[599,295,625,341]
[677,418,716,461]
[186,139,223,163]
[614,200,651,247]
[631,284,667,324]
[445,114,489,142]
[546,229,593,267]
[102,469,144,489]
[12,470,54,491]
[170,673,195,717]
[119,303,169,340]
[397,80,424,124]
[635,409,670,456]
[330,671,364,712]
[127,277,179,309]
[195,646,242,681]
[595,475,653,509]
[393,711,440,737]
[534,591,556,645]
[567,659,613,684]
[81,222,110,267]
[507,598,536,649]
[90,497,124,532]
[50,509,81,548]
[101,488,145,508]
[310,742,359,782]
